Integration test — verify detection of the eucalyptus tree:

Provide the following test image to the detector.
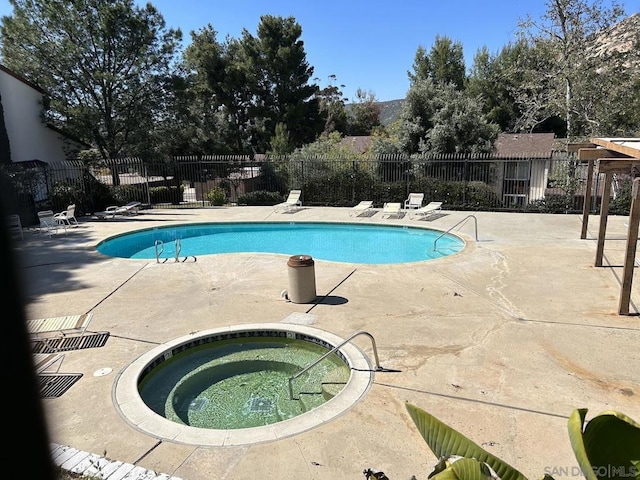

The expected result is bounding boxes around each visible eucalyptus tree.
[315,74,349,135]
[408,35,466,90]
[517,0,626,138]
[0,0,182,161]
[347,88,382,136]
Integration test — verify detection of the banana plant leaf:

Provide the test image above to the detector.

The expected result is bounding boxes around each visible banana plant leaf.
[429,457,499,480]
[406,403,529,480]
[568,408,640,480]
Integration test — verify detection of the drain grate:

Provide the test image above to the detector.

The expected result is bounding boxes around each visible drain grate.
[32,331,110,353]
[249,396,274,413]
[38,373,83,398]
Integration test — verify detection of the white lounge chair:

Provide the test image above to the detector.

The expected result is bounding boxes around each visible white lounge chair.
[404,193,424,210]
[38,210,67,237]
[408,202,443,220]
[349,201,374,217]
[381,202,402,219]
[54,204,79,227]
[274,190,302,213]
[33,352,65,374]
[95,201,142,220]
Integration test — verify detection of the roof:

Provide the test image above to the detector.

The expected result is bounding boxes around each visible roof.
[339,136,372,154]
[494,133,556,158]
[0,64,46,94]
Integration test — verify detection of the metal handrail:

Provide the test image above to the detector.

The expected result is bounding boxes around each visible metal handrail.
[434,214,478,250]
[288,330,382,400]
[155,238,196,263]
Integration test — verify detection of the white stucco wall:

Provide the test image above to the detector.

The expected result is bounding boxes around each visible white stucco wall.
[0,68,74,163]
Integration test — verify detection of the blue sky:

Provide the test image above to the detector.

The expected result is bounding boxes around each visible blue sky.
[0,1,635,102]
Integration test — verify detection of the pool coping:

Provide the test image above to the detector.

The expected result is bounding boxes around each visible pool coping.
[112,323,375,446]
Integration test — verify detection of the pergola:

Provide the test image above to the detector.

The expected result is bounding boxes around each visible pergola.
[576,137,640,315]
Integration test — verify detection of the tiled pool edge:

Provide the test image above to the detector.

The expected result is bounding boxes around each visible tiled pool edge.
[113,323,375,447]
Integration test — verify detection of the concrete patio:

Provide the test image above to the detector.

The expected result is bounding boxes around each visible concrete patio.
[14,206,640,480]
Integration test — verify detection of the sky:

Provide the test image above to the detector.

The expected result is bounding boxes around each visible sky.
[0,0,635,102]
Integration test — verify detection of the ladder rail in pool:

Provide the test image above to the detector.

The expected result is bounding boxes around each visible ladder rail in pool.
[433,214,478,251]
[154,239,197,263]
[288,330,382,400]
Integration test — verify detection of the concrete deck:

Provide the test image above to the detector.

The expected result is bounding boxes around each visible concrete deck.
[14,206,640,480]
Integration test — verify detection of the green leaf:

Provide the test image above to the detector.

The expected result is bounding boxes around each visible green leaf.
[568,408,640,480]
[429,458,497,480]
[405,403,528,480]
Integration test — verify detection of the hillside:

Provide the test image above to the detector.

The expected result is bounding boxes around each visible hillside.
[377,99,404,126]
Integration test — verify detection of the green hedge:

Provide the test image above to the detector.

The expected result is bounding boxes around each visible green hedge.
[237,190,283,205]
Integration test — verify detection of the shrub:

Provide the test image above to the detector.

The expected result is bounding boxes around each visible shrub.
[149,185,184,204]
[206,186,226,206]
[237,190,283,206]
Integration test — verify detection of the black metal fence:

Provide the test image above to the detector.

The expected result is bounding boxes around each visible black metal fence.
[2,153,627,227]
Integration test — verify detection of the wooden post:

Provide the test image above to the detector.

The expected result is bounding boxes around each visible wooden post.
[581,159,594,239]
[618,177,640,315]
[594,172,612,267]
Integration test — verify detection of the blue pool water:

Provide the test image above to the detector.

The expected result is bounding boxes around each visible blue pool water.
[96,222,465,264]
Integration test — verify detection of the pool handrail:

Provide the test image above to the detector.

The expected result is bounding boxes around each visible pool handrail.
[288,330,382,400]
[433,214,478,251]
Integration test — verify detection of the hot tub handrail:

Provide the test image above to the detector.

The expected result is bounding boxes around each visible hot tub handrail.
[433,214,478,251]
[288,330,381,400]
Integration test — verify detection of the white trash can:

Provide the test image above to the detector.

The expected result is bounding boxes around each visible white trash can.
[287,255,317,303]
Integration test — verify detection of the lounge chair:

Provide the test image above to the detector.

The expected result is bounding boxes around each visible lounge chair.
[95,201,142,220]
[33,352,65,374]
[274,190,302,213]
[54,204,79,227]
[349,201,374,217]
[381,202,402,219]
[404,193,424,210]
[408,202,443,220]
[7,214,23,240]
[38,210,67,237]
[28,313,93,338]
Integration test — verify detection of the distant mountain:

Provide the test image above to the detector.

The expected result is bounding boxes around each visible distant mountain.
[377,99,405,126]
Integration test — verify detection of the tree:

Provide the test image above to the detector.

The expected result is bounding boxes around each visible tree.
[467,44,523,133]
[0,0,182,162]
[408,35,466,90]
[315,74,348,135]
[184,26,255,154]
[347,88,381,136]
[241,15,324,151]
[517,0,626,138]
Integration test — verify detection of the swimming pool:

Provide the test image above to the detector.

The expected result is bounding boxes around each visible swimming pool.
[96,222,465,264]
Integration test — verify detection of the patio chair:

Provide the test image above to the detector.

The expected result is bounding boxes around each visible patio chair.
[38,210,67,237]
[95,201,142,220]
[7,214,23,240]
[28,313,95,353]
[404,193,424,210]
[381,202,402,219]
[349,201,374,217]
[33,352,65,374]
[28,313,94,339]
[274,190,302,213]
[54,204,79,227]
[408,202,443,220]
